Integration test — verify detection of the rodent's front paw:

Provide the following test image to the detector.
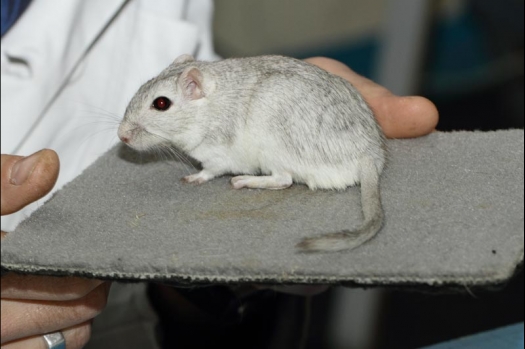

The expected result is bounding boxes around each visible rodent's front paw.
[181,173,208,185]
[230,175,251,189]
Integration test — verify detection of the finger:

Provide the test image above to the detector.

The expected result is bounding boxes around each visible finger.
[1,274,105,301]
[1,150,60,216]
[371,95,439,139]
[2,321,92,349]
[304,57,439,139]
[1,283,110,344]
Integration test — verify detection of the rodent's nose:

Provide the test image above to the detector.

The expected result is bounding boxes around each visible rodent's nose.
[118,121,140,144]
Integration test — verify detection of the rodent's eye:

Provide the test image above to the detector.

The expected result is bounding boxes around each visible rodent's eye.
[152,97,172,111]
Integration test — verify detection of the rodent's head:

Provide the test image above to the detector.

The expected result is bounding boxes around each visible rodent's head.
[118,54,213,152]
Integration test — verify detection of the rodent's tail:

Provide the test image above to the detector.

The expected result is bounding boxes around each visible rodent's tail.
[296,157,383,252]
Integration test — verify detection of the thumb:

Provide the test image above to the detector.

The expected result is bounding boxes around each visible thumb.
[1,149,60,216]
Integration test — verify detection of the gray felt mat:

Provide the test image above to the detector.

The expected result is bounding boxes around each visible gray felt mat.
[1,130,523,287]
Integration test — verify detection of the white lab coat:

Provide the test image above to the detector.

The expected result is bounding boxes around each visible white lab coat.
[1,1,218,347]
[1,0,219,232]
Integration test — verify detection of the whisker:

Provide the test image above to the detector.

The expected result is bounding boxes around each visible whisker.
[145,132,197,175]
[75,127,120,148]
[163,147,195,176]
[71,101,123,121]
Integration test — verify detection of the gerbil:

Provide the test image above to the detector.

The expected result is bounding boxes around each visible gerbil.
[118,54,386,252]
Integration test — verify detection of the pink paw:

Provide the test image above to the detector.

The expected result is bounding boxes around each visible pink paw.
[230,176,250,189]
[181,174,208,185]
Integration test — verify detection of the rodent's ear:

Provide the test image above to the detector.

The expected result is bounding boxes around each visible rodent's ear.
[173,54,195,65]
[179,66,204,100]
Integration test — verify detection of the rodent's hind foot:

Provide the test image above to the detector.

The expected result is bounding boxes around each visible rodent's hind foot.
[231,173,293,190]
[181,170,215,185]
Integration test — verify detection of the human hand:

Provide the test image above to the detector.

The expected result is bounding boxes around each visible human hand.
[304,56,439,138]
[1,150,111,349]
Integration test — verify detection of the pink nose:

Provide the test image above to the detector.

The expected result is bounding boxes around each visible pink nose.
[119,135,130,143]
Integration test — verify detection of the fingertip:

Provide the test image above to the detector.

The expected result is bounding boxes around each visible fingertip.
[408,96,439,136]
[1,149,60,215]
[381,95,439,139]
[18,149,60,207]
[424,98,439,132]
[29,149,60,190]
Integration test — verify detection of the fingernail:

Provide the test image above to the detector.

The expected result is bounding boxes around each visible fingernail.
[10,151,41,185]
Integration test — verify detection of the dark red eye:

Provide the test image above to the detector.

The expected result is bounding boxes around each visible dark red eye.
[152,97,171,111]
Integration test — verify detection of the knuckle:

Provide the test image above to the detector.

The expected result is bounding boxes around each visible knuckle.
[67,322,92,349]
[79,285,109,318]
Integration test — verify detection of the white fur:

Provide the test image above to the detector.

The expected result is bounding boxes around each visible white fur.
[119,55,386,252]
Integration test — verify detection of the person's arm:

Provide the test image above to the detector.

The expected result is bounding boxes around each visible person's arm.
[1,150,111,349]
